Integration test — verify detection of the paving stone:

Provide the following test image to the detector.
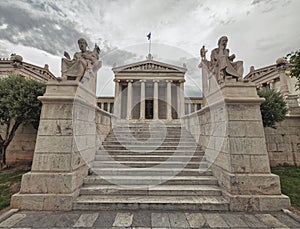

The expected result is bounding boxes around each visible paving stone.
[255,214,289,228]
[221,213,250,228]
[238,214,268,228]
[168,213,190,228]
[112,212,133,227]
[55,213,81,227]
[0,214,26,228]
[185,213,206,228]
[73,213,99,227]
[203,213,229,228]
[13,213,45,227]
[93,211,117,228]
[272,212,300,228]
[132,211,151,227]
[151,213,171,227]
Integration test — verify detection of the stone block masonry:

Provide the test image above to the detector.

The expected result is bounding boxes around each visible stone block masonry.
[11,65,112,210]
[182,80,290,211]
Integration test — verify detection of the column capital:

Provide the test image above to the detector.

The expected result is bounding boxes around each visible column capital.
[126,79,134,83]
[178,79,185,83]
[114,79,121,83]
[140,79,147,83]
[166,79,173,83]
[153,79,160,83]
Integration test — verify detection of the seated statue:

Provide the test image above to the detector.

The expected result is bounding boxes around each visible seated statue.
[209,36,243,83]
[61,38,100,82]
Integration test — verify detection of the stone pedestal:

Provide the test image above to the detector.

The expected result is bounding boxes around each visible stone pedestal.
[11,64,101,210]
[205,80,290,211]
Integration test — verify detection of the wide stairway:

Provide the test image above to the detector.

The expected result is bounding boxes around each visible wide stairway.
[73,123,229,210]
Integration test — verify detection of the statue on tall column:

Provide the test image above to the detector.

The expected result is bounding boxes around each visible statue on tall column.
[61,38,101,82]
[208,36,243,83]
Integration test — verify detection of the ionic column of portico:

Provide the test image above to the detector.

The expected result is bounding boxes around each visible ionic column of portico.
[114,79,121,118]
[166,80,173,120]
[140,80,146,120]
[126,80,133,120]
[153,80,159,119]
[194,103,197,112]
[188,103,192,114]
[178,80,185,117]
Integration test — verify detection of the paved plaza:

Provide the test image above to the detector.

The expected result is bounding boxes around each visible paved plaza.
[0,210,299,228]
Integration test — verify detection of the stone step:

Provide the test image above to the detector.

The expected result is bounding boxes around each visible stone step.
[79,184,222,196]
[95,155,205,162]
[73,195,229,211]
[84,175,218,186]
[91,168,212,176]
[102,145,201,151]
[96,149,204,154]
[92,161,208,169]
[102,141,199,146]
[104,137,196,143]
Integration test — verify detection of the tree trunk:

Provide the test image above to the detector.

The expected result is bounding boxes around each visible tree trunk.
[0,120,21,170]
[0,145,7,169]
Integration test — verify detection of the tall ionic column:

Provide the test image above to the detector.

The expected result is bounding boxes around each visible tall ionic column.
[166,80,173,120]
[107,102,111,113]
[179,80,185,117]
[153,80,159,119]
[126,80,133,120]
[140,80,146,120]
[114,79,121,118]
[188,103,192,114]
[194,103,198,112]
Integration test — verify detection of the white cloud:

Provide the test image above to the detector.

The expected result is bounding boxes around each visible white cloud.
[0,0,299,96]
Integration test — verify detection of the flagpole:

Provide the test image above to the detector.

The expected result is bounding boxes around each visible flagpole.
[149,36,151,54]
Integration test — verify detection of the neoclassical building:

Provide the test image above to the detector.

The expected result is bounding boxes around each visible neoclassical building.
[0,54,56,165]
[97,55,202,119]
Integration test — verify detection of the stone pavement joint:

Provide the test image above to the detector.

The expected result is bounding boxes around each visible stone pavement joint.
[0,210,299,228]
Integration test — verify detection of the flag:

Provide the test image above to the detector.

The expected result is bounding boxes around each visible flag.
[147,32,151,40]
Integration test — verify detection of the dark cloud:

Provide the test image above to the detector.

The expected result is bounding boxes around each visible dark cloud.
[0,4,87,56]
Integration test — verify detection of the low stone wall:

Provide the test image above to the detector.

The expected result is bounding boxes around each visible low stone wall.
[96,107,112,145]
[264,116,300,166]
[0,123,37,166]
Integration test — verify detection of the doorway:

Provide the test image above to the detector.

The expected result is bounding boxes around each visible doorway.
[145,99,153,119]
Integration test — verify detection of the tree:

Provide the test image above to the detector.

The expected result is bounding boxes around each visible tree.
[286,50,300,90]
[257,88,288,128]
[0,75,45,168]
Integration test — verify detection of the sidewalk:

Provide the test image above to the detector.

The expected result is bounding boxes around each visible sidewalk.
[0,209,299,228]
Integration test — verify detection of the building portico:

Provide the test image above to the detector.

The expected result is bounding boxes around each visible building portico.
[112,57,186,121]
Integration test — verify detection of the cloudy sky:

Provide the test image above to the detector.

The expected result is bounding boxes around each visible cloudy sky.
[0,0,299,96]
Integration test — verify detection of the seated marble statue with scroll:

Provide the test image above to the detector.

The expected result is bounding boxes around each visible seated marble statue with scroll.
[61,38,100,82]
[209,36,243,84]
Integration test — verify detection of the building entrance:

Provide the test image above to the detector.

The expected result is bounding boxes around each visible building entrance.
[145,100,153,119]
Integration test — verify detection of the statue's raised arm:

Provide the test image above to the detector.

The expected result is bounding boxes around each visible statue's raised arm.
[61,38,101,82]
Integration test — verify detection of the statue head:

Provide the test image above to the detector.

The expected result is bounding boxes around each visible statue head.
[217,36,228,49]
[78,38,88,52]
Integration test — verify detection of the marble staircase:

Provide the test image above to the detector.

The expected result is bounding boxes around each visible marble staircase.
[73,123,229,210]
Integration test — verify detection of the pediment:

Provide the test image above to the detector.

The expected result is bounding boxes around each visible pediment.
[112,60,187,74]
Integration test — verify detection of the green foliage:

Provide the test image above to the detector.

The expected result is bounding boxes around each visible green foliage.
[257,88,288,128]
[0,170,28,210]
[0,75,45,126]
[272,166,300,210]
[0,75,45,167]
[286,50,300,90]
